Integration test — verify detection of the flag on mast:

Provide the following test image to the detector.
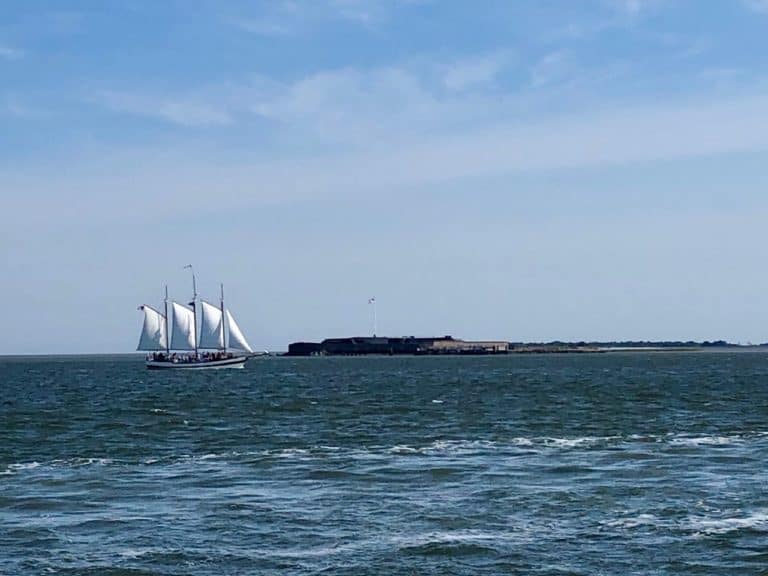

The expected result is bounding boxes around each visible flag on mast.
[368,297,375,304]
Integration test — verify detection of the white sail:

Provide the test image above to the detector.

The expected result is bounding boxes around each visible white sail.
[137,306,167,351]
[171,302,196,350]
[226,309,253,353]
[199,301,224,349]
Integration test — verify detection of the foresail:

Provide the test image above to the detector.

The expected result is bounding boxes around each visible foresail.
[171,302,196,350]
[225,309,253,353]
[199,301,224,349]
[137,305,167,351]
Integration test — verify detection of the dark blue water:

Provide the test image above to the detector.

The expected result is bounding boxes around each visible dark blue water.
[2,353,768,575]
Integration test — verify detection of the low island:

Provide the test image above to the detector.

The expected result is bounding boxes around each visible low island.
[285,336,744,356]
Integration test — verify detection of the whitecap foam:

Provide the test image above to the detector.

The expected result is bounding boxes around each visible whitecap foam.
[5,457,115,474]
[49,457,113,467]
[687,510,768,536]
[389,445,419,454]
[391,528,516,548]
[198,453,221,460]
[7,461,40,472]
[541,436,610,448]
[510,437,534,446]
[603,513,659,529]
[274,448,310,458]
[669,435,742,447]
[272,542,364,559]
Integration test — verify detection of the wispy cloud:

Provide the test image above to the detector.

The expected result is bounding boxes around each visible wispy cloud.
[442,52,512,92]
[606,0,661,17]
[97,91,232,128]
[230,0,427,36]
[743,0,768,14]
[230,17,293,37]
[84,54,768,199]
[553,0,664,41]
[611,0,645,16]
[530,51,573,88]
[328,0,384,25]
[94,56,515,140]
[14,88,768,224]
[228,2,303,37]
[2,95,41,117]
[0,44,24,61]
[328,0,434,25]
[657,33,709,60]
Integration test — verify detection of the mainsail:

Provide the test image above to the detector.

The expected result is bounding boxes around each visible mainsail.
[199,301,224,349]
[226,309,253,353]
[171,302,196,350]
[137,305,167,351]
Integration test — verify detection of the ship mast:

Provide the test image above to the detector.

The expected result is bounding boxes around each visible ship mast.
[164,285,170,355]
[185,265,198,357]
[220,283,226,352]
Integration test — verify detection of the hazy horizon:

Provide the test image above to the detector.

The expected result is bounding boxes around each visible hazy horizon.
[4,1,768,354]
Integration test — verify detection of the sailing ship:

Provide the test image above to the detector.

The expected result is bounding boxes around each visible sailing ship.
[137,271,254,369]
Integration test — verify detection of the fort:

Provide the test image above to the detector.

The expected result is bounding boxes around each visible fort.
[284,337,735,356]
[286,336,510,356]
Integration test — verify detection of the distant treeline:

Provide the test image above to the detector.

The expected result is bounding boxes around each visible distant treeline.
[509,340,740,348]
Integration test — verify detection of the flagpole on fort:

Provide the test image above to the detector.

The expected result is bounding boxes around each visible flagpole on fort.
[369,297,377,336]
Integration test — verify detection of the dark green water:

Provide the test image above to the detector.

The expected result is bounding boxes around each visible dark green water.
[2,353,767,575]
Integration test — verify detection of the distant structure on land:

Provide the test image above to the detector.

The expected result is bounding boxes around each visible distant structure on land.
[286,336,509,356]
[284,336,739,356]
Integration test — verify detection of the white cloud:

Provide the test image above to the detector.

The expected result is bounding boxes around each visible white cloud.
[48,83,768,221]
[743,0,768,14]
[230,17,293,37]
[442,52,512,92]
[90,49,768,172]
[327,0,434,25]
[329,0,382,24]
[250,67,445,141]
[612,0,645,16]
[658,33,709,59]
[548,0,664,43]
[0,44,24,61]
[2,96,40,117]
[97,91,232,128]
[230,0,430,36]
[530,51,573,88]
[606,0,661,17]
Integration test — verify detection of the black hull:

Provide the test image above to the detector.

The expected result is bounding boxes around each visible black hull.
[146,356,248,370]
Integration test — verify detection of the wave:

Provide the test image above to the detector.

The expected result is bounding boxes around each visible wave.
[3,458,112,474]
[384,433,768,455]
[5,431,767,475]
[389,439,498,455]
[603,509,768,538]
[668,435,744,447]
[687,510,768,536]
[6,461,41,472]
[603,513,659,529]
[394,529,504,556]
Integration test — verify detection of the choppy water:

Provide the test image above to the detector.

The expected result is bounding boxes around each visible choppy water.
[2,353,768,575]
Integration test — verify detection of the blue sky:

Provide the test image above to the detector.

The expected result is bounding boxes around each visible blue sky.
[3,0,768,353]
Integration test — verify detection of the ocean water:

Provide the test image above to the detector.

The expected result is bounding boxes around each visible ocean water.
[2,352,768,575]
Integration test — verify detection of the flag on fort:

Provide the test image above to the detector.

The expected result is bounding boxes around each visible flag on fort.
[368,297,375,304]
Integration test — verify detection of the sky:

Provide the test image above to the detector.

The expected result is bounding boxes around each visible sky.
[3,0,768,353]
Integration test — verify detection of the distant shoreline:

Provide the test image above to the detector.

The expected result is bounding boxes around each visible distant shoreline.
[285,336,768,357]
[2,342,767,358]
